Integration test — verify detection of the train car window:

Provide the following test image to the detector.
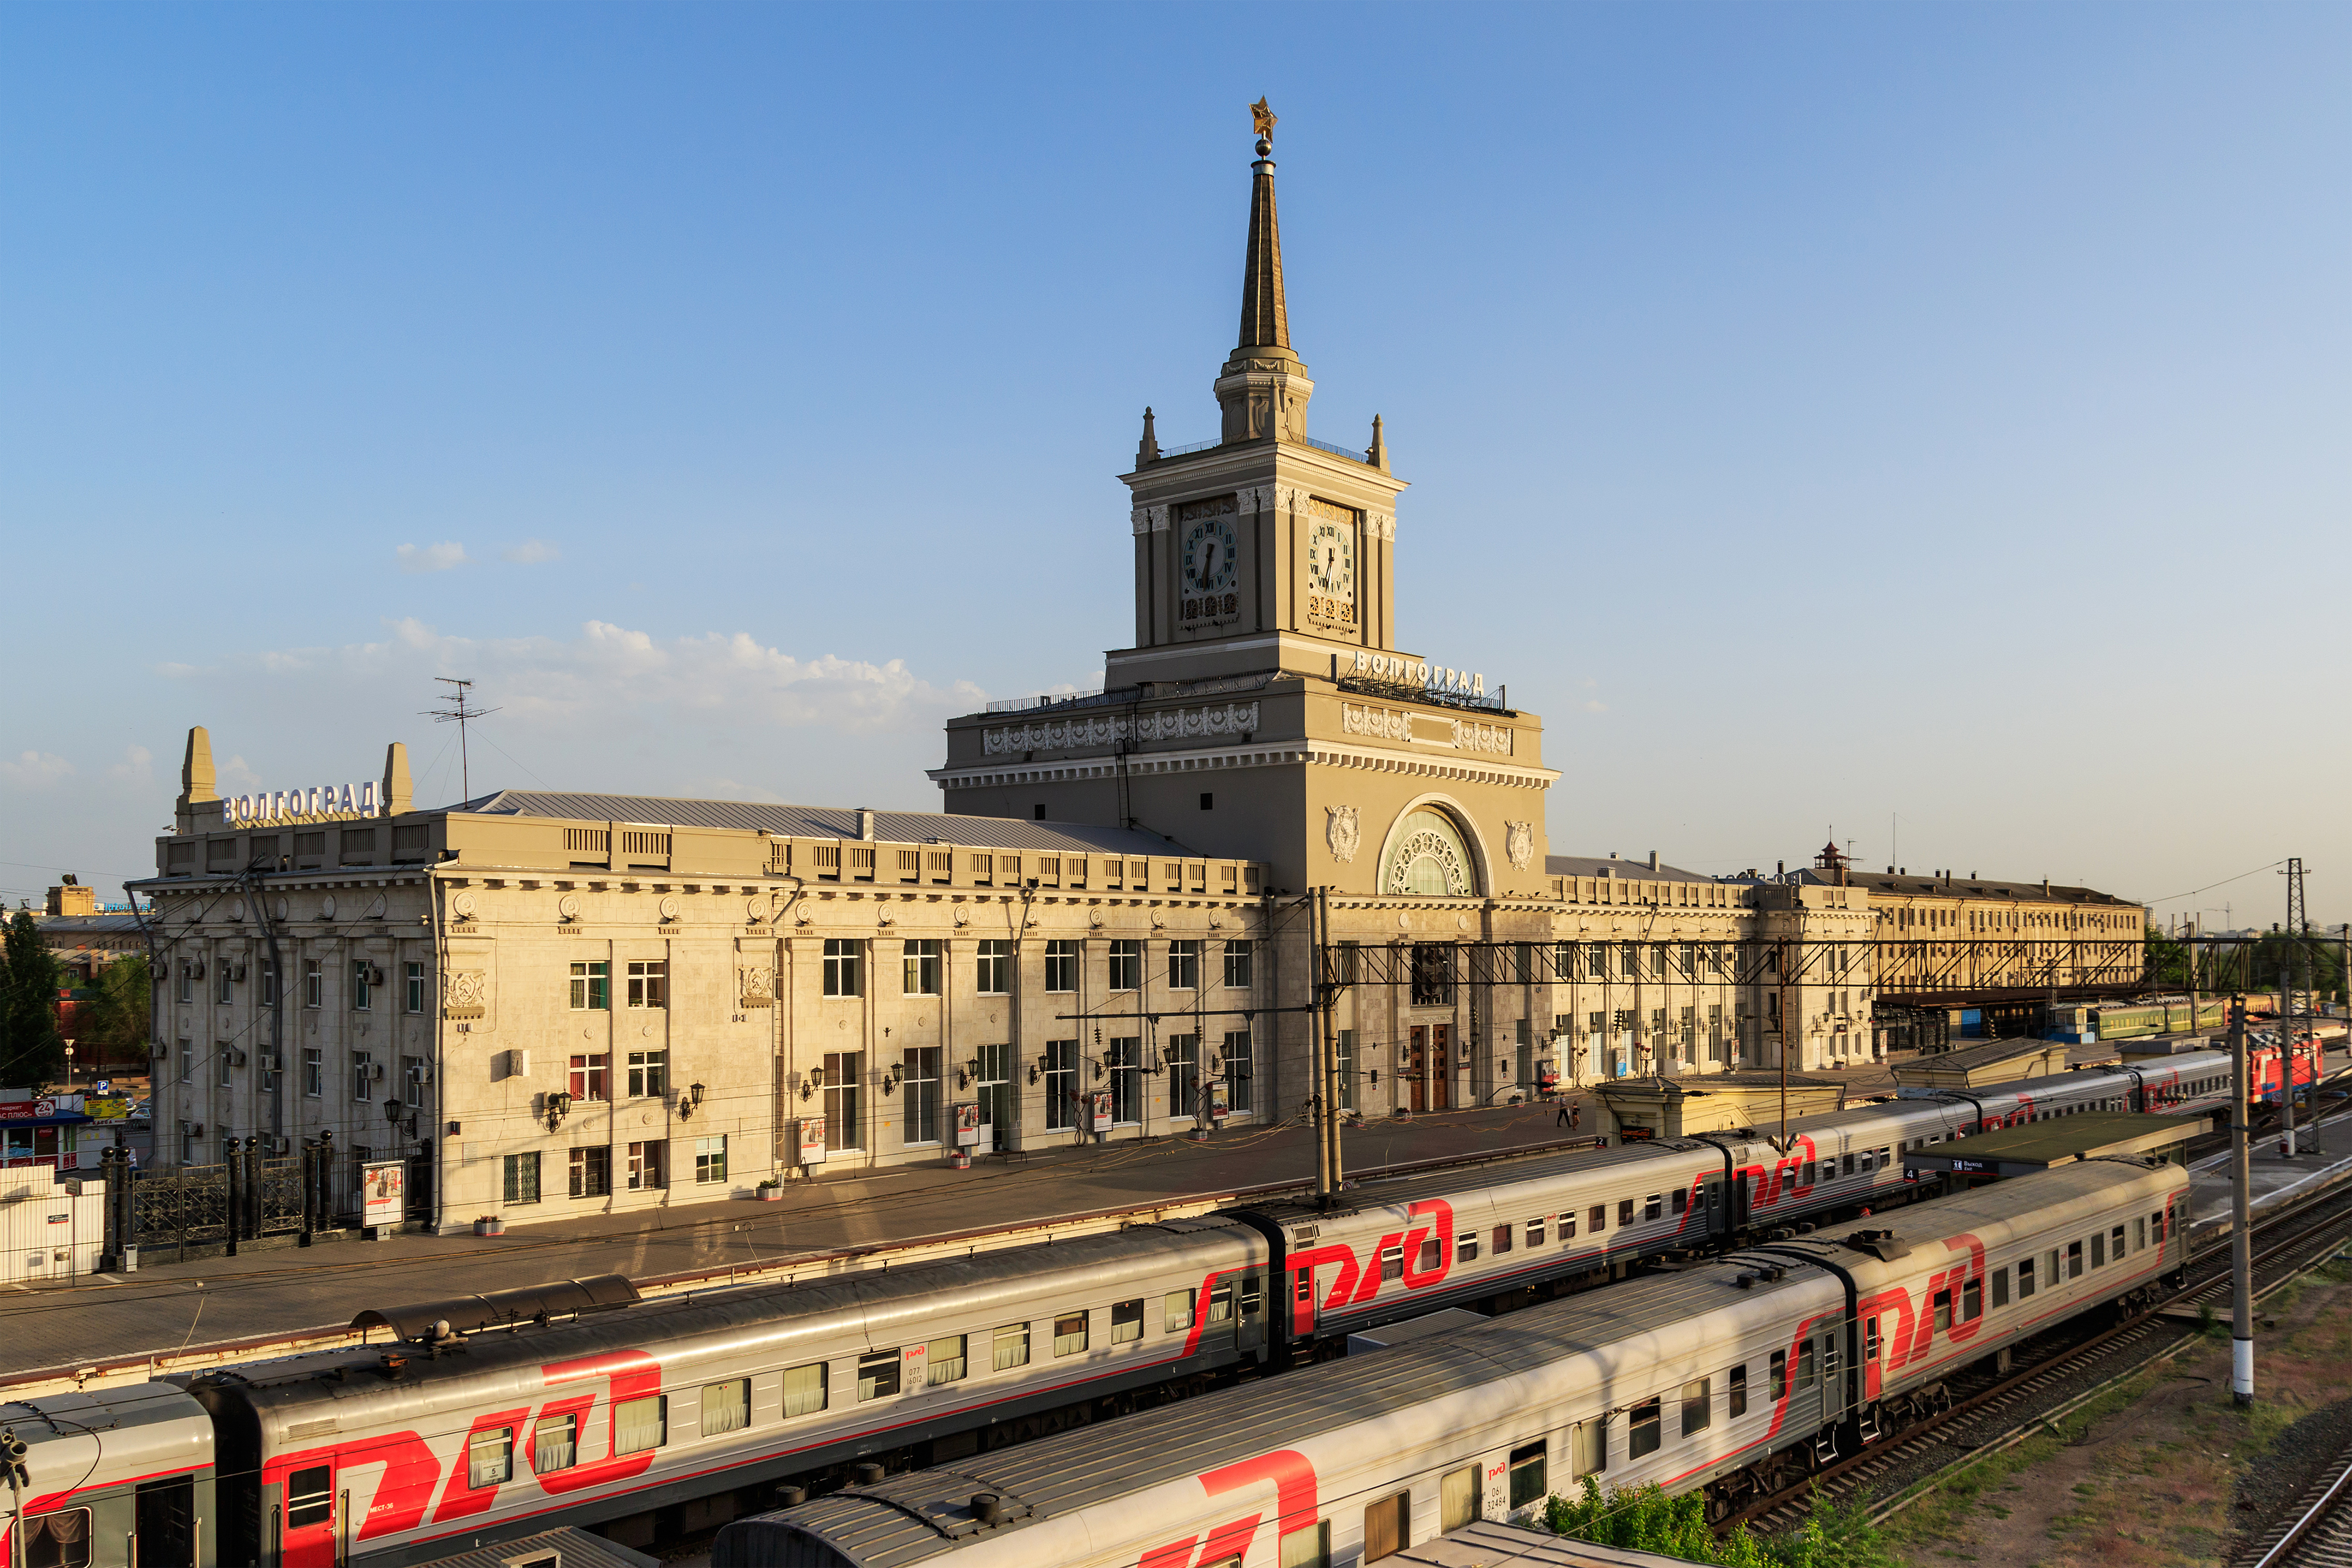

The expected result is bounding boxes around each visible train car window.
[1240,1274,1264,1322]
[928,1335,969,1383]
[1859,1150,1874,1174]
[1931,1289,1951,1331]
[1615,1198,1632,1227]
[2111,1225,2127,1261]
[1441,1464,1481,1532]
[1526,1218,1545,1248]
[1629,1398,1662,1458]
[994,1322,1031,1369]
[1670,1190,1687,1217]
[23,1510,90,1568]
[1770,1350,1787,1400]
[2018,1258,2035,1298]
[1590,1204,1608,1234]
[1681,1378,1712,1437]
[1363,1491,1410,1562]
[1420,1237,1443,1273]
[1863,1318,1880,1364]
[468,1427,514,1487]
[1053,1311,1090,1356]
[1508,1441,1548,1509]
[1962,1280,1982,1322]
[1382,1244,1406,1281]
[1559,1212,1576,1241]
[1644,1195,1663,1222]
[1797,1341,1817,1390]
[1210,1281,1235,1324]
[534,1412,579,1472]
[2068,1241,2083,1280]
[1729,1363,1748,1416]
[1112,1300,1144,1345]
[1165,1292,1194,1332]
[287,1466,333,1527]
[1992,1268,2010,1309]
[2091,1233,2106,1269]
[2152,1209,2166,1243]
[1801,1162,1817,1187]
[1456,1230,1480,1264]
[1278,1521,1331,1568]
[784,1361,829,1416]
[1572,1417,1608,1478]
[615,1395,666,1455]
[1843,1153,1857,1177]
[1879,1147,1892,1169]
[1492,1224,1514,1256]
[858,1349,902,1400]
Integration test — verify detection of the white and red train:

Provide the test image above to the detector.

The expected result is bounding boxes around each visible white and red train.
[713,1156,2190,1568]
[0,1048,2260,1568]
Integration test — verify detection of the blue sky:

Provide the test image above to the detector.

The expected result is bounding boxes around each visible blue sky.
[4,4,2345,926]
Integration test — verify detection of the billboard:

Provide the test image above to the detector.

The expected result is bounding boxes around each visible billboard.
[361,1160,405,1228]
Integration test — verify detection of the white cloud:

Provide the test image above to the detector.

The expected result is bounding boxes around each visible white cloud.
[1,751,75,786]
[502,540,560,564]
[396,541,471,574]
[106,745,154,782]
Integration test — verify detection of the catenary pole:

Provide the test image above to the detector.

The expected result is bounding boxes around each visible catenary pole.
[1321,887,1344,1201]
[2230,995,2255,1406]
[1308,888,1329,1206]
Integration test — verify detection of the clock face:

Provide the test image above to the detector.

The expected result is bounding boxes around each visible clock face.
[1307,519,1355,599]
[1182,518,1238,596]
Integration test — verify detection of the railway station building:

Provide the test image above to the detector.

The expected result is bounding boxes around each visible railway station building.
[134,129,1910,1229]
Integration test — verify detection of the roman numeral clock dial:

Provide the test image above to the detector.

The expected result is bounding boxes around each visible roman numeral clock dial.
[1306,519,1356,627]
[1180,516,1239,626]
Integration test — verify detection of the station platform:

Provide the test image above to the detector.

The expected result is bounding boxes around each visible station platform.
[2186,1085,2352,1247]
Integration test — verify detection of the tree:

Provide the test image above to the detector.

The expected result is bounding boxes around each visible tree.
[1,911,67,1088]
[77,954,153,1076]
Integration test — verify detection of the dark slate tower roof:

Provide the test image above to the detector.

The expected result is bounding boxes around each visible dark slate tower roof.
[1237,139,1291,352]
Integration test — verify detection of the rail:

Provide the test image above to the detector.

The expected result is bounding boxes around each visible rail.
[2242,1437,2352,1568]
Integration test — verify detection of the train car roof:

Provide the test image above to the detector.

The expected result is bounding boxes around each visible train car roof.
[1244,1139,1721,1225]
[714,1261,1837,1567]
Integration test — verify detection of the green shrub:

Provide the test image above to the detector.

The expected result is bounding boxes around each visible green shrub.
[1543,1478,1897,1568]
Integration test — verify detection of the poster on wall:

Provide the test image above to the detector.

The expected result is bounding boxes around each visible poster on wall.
[1088,1091,1114,1134]
[361,1160,405,1228]
[797,1117,828,1166]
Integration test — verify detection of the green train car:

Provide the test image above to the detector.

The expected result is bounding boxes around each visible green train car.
[2091,995,2257,1041]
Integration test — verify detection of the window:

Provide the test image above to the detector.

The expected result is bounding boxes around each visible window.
[1441,1464,1480,1533]
[825,1050,863,1151]
[1165,1291,1195,1332]
[823,940,862,997]
[1670,1190,1687,1217]
[625,1141,665,1191]
[467,1427,514,1488]
[2019,1256,2036,1298]
[569,1053,609,1101]
[401,1055,424,1107]
[1963,1278,1982,1321]
[217,965,234,1005]
[2068,1240,2084,1279]
[994,1321,1031,1370]
[695,1135,727,1184]
[613,1395,665,1455]
[1108,940,1141,991]
[350,960,373,1011]
[701,1379,749,1436]
[569,961,609,1010]
[902,1047,941,1144]
[287,1469,333,1529]
[1992,1267,2010,1309]
[260,957,279,1006]
[303,960,322,1008]
[1618,1198,1634,1226]
[1112,1298,1144,1344]
[176,963,194,1004]
[858,1350,902,1401]
[974,940,1012,995]
[1729,1363,1748,1418]
[1364,1492,1410,1563]
[1589,1204,1606,1234]
[1645,1194,1663,1222]
[1573,1418,1608,1479]
[1798,1340,1818,1389]
[1419,1236,1441,1273]
[626,961,667,1009]
[1508,1440,1547,1510]
[1044,1039,1077,1130]
[622,1049,667,1099]
[1491,1224,1514,1256]
[302,1047,323,1098]
[568,1147,610,1199]
[1054,1310,1089,1356]
[1279,1523,1331,1568]
[2135,1217,2146,1253]
[2111,1224,2127,1261]
[404,962,425,1014]
[23,1511,90,1568]
[1044,940,1078,993]
[1559,1210,1577,1241]
[1682,1377,1712,1437]
[1167,940,1200,990]
[1108,1036,1141,1123]
[1223,940,1253,989]
[1527,1218,1546,1248]
[928,1335,968,1385]
[351,1049,373,1101]
[218,1048,233,1089]
[784,1361,828,1417]
[1629,1397,1662,1458]
[533,1412,578,1473]
[2091,1232,2105,1268]
[901,940,941,995]
[503,1152,540,1206]
[1770,1349,1787,1400]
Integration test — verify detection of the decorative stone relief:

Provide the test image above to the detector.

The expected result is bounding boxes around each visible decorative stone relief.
[658,895,681,922]
[1326,804,1361,863]
[739,966,775,1008]
[1506,820,1535,870]
[365,893,387,920]
[1341,702,1411,740]
[1368,510,1397,540]
[984,701,1259,756]
[1450,720,1513,755]
[445,970,488,1020]
[1148,504,1170,533]
[450,890,477,919]
[557,893,581,921]
[228,899,245,921]
[319,895,337,921]
[1131,506,1151,537]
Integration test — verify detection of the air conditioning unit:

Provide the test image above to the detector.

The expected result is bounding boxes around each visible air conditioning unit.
[408,1064,434,1086]
[230,964,247,982]
[230,1048,247,1067]
[152,1044,169,1059]
[367,965,386,986]
[368,1063,386,1081]
[192,961,207,979]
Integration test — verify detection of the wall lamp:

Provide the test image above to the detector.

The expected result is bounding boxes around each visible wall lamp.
[678,1082,708,1120]
[544,1091,574,1132]
[800,1067,826,1101]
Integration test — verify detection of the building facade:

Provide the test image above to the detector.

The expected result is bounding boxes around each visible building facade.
[137,124,1886,1230]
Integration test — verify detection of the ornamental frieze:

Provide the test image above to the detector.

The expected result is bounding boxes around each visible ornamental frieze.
[983,701,1261,756]
[1341,702,1411,740]
[1451,720,1514,755]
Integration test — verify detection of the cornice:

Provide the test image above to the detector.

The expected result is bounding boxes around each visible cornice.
[931,735,1558,793]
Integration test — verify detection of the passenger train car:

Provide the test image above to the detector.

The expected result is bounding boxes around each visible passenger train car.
[0,1047,2273,1568]
[712,1157,2189,1568]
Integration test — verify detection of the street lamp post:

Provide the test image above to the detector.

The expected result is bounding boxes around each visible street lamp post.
[62,1042,75,1090]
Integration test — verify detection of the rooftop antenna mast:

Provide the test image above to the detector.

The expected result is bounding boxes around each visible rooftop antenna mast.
[425,677,500,801]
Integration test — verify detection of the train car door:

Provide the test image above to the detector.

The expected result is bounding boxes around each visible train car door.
[1290,1264,1320,1338]
[1236,1271,1266,1353]
[1430,1026,1452,1111]
[1408,1028,1427,1113]
[280,1461,339,1568]
[1699,1174,1727,1241]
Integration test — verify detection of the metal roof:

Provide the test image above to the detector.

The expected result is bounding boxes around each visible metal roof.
[1392,1520,1711,1567]
[1544,855,1717,885]
[444,791,1201,859]
[1793,869,2140,906]
[405,1527,659,1568]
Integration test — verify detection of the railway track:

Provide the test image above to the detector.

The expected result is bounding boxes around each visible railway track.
[2236,1438,2352,1568]
[1725,1154,2352,1537]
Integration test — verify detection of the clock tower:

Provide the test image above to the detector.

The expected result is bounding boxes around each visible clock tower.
[934,116,1557,898]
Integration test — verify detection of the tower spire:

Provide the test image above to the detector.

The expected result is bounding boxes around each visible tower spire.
[1216,100,1313,445]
